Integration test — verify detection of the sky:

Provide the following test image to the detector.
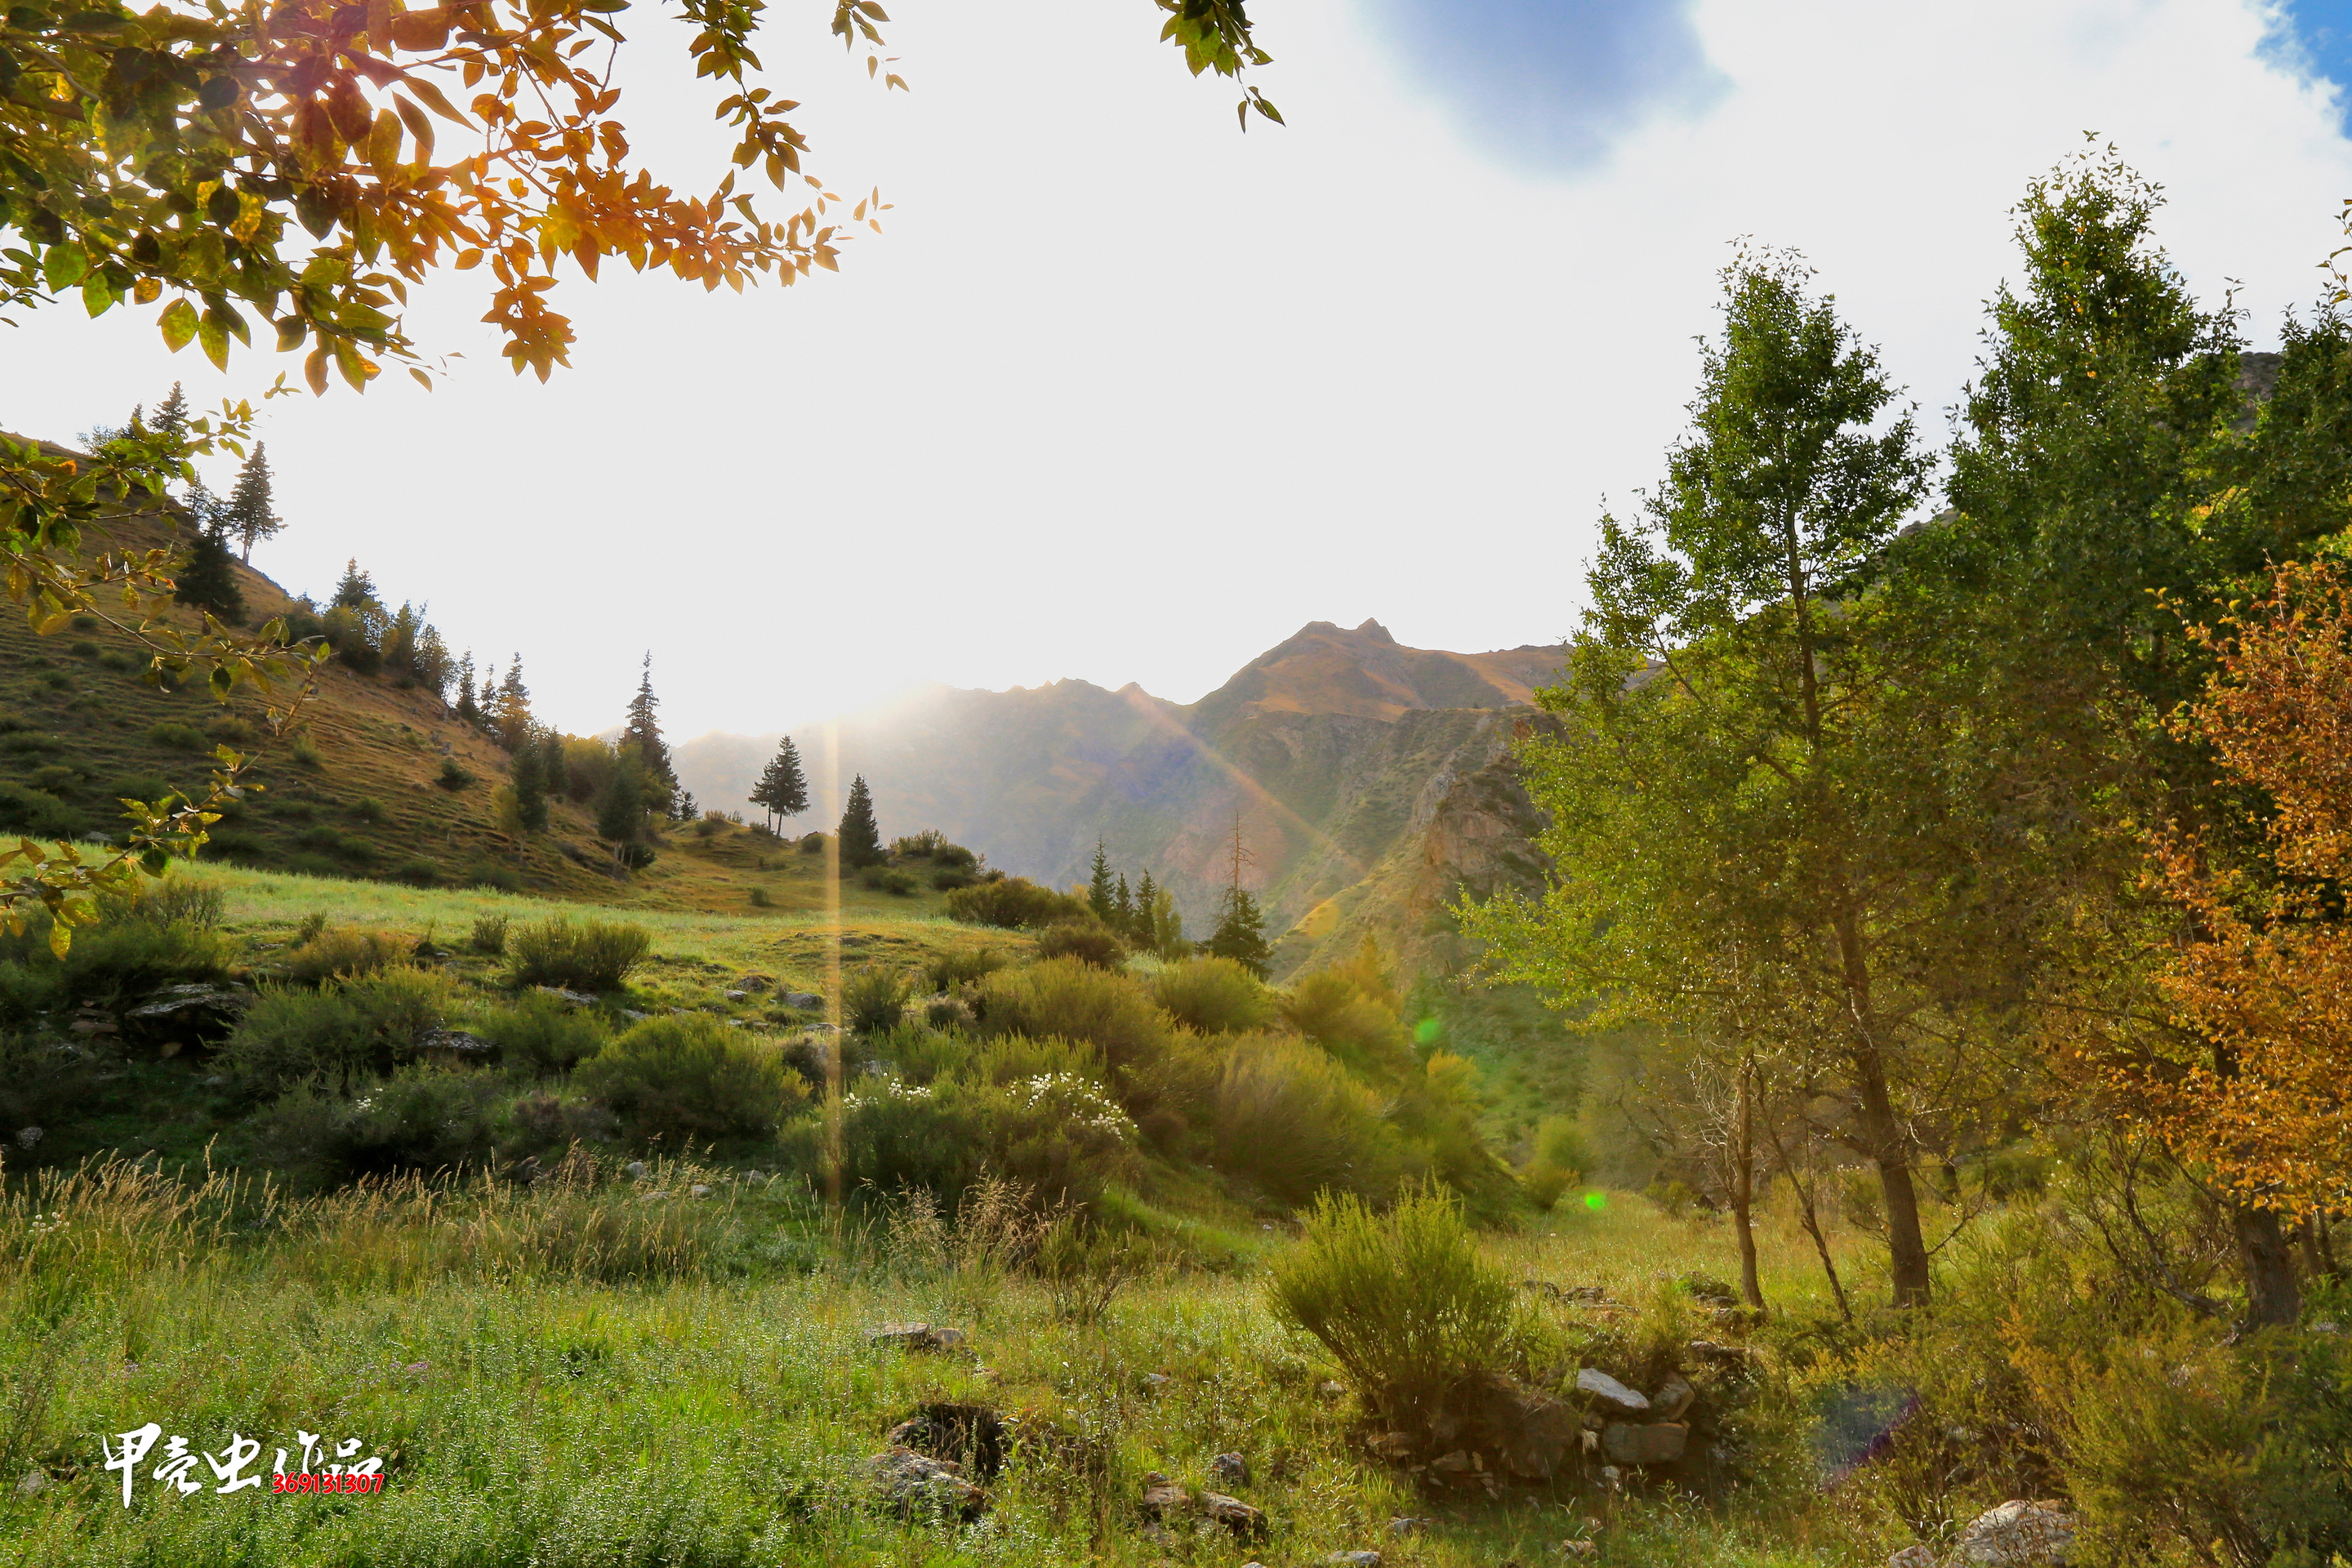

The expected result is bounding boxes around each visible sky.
[9,0,2352,738]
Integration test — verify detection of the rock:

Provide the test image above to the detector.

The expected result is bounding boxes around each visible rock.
[14,1126,42,1150]
[1389,1516,1432,1536]
[1652,1374,1696,1421]
[1887,1547,1942,1568]
[641,1190,670,1201]
[1139,1472,1192,1521]
[535,986,599,1006]
[1575,1369,1651,1414]
[415,1027,496,1062]
[867,1323,967,1354]
[1139,1522,1177,1548]
[688,1183,712,1198]
[1330,1553,1383,1567]
[621,1009,649,1022]
[1951,1500,2078,1566]
[1365,1430,1419,1461]
[867,1446,989,1520]
[742,1169,767,1183]
[122,982,252,1046]
[1208,1451,1250,1488]
[886,1402,1007,1481]
[1486,1381,1579,1480]
[724,990,749,1001]
[737,974,773,992]
[16,1468,50,1496]
[1431,1450,1475,1472]
[1201,1491,1266,1540]
[1140,1370,1172,1390]
[1317,1379,1348,1400]
[624,1160,648,1180]
[783,991,822,1009]
[1601,1421,1688,1466]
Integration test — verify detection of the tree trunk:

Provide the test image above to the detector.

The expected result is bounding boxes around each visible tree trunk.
[2231,1201,2300,1329]
[1833,913,1932,1307]
[1732,1059,1766,1315]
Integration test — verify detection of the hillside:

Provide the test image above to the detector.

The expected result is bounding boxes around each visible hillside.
[676,619,1567,976]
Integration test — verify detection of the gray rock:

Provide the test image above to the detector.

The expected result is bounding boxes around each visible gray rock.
[1575,1368,1651,1413]
[14,1126,42,1150]
[1140,1371,1172,1390]
[868,1446,988,1519]
[688,1183,712,1198]
[1652,1373,1696,1420]
[1329,1554,1383,1567]
[1601,1421,1688,1466]
[1207,1451,1249,1488]
[1951,1500,2078,1566]
[1389,1516,1432,1536]
[623,1160,648,1180]
[16,1468,50,1496]
[1200,1491,1265,1540]
[621,1009,650,1022]
[415,1027,496,1060]
[1887,1547,1941,1568]
[867,1323,968,1354]
[1317,1379,1348,1400]
[724,990,749,1001]
[535,986,599,1005]
[783,992,822,1009]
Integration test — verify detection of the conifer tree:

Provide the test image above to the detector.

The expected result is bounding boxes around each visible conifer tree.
[751,736,809,834]
[454,652,479,722]
[494,656,533,751]
[381,601,421,683]
[538,729,570,801]
[170,484,245,624]
[596,764,654,870]
[621,653,679,813]
[1087,840,1116,922]
[414,626,453,702]
[1205,887,1272,978]
[223,443,283,562]
[151,381,189,441]
[1134,870,1160,951]
[512,733,550,831]
[838,774,883,869]
[1114,874,1134,935]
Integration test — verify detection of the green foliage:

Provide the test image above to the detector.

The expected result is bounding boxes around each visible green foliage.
[573,1016,806,1147]
[944,876,1089,929]
[391,857,441,887]
[1151,956,1276,1033]
[475,991,611,1076]
[468,914,510,956]
[1280,969,1415,1078]
[282,925,414,984]
[171,514,246,625]
[1520,1114,1588,1211]
[1267,1187,1514,1422]
[0,780,92,840]
[834,1064,1137,1209]
[751,736,809,831]
[841,964,913,1035]
[924,947,1006,991]
[747,886,773,907]
[1034,920,1125,969]
[0,1031,109,1134]
[1205,885,1272,978]
[144,721,208,751]
[836,773,884,869]
[1213,1033,1423,1205]
[256,1066,505,1183]
[973,957,1174,1079]
[437,758,476,791]
[289,734,324,771]
[505,918,653,993]
[218,968,453,1098]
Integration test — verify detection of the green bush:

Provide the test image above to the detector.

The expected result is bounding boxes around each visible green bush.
[290,735,324,770]
[1279,970,1418,1079]
[475,991,611,1076]
[944,876,1089,929]
[573,1016,806,1146]
[747,886,774,907]
[798,831,826,856]
[1213,1033,1424,1205]
[925,947,1006,992]
[841,964,913,1035]
[0,1032,109,1136]
[835,1067,1135,1209]
[121,875,226,929]
[146,722,208,751]
[350,796,388,825]
[1152,956,1275,1033]
[1520,1114,1587,1210]
[67,639,98,657]
[929,867,978,892]
[28,764,78,791]
[890,830,948,858]
[1267,1187,1514,1423]
[1035,921,1125,969]
[256,1066,505,1183]
[437,758,475,791]
[218,969,453,1098]
[506,918,652,992]
[973,958,1174,1077]
[283,926,414,984]
[466,862,522,893]
[392,857,441,887]
[469,915,510,956]
[0,781,93,840]
[876,869,917,896]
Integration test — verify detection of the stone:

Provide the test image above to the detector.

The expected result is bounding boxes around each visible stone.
[1486,1382,1580,1480]
[624,1160,648,1180]
[1651,1374,1696,1421]
[887,1402,1007,1481]
[724,990,749,1001]
[1389,1516,1432,1536]
[1200,1491,1266,1540]
[1887,1547,1942,1568]
[783,992,822,1009]
[1575,1369,1650,1414]
[1140,1371,1171,1390]
[1950,1500,2078,1566]
[1601,1421,1688,1466]
[15,1126,42,1150]
[1139,1472,1192,1521]
[1365,1431,1419,1461]
[867,1323,967,1354]
[16,1468,50,1497]
[415,1027,496,1061]
[867,1446,988,1520]
[737,974,774,992]
[123,981,254,1045]
[1558,1542,1599,1559]
[1431,1450,1475,1472]
[1317,1379,1348,1400]
[535,986,600,1005]
[742,1169,767,1183]
[1207,1451,1250,1488]
[621,1009,650,1022]
[688,1183,712,1198]
[1330,1553,1383,1567]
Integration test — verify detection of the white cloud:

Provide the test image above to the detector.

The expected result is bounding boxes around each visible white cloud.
[5,0,2346,737]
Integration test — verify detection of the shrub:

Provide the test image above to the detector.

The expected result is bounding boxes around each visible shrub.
[218,969,452,1098]
[256,1066,505,1183]
[842,964,914,1035]
[350,796,388,825]
[573,1016,806,1145]
[0,781,93,840]
[973,958,1174,1077]
[122,875,226,929]
[836,1067,1135,1209]
[1035,921,1126,969]
[466,862,522,893]
[0,1032,109,1136]
[1279,970,1417,1079]
[28,764,78,792]
[929,867,978,892]
[68,639,98,657]
[283,926,414,984]
[437,758,475,791]
[748,886,774,908]
[290,735,324,770]
[799,831,826,856]
[692,816,723,840]
[1151,956,1275,1033]
[855,862,888,889]
[925,947,1006,992]
[1267,1187,1514,1423]
[945,876,1089,929]
[476,991,611,1076]
[506,918,652,992]
[392,857,442,887]
[1213,1033,1423,1205]
[468,915,510,956]
[146,722,208,751]
[876,869,917,897]
[891,829,948,858]
[1520,1115,1586,1210]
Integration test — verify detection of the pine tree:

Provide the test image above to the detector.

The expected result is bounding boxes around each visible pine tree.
[151,381,189,442]
[414,626,453,702]
[596,765,653,870]
[672,788,699,822]
[223,443,283,562]
[538,729,570,800]
[621,653,679,813]
[494,656,533,751]
[1205,887,1272,978]
[382,602,421,683]
[838,774,883,869]
[170,483,245,624]
[1134,870,1160,951]
[751,736,809,834]
[1113,874,1134,936]
[331,559,376,609]
[454,652,479,721]
[512,733,550,831]
[1087,840,1116,922]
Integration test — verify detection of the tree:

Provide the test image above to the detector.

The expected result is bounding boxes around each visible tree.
[538,730,572,803]
[454,652,479,723]
[493,657,534,751]
[151,382,189,442]
[1087,840,1117,923]
[1134,870,1161,951]
[170,487,246,626]
[596,765,654,871]
[512,733,550,832]
[1114,874,1135,936]
[621,653,679,814]
[838,775,883,870]
[751,737,809,835]
[1205,810,1272,978]
[223,445,283,564]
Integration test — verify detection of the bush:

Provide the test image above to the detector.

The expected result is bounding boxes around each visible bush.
[475,991,611,1076]
[255,1066,505,1183]
[283,926,414,984]
[876,869,917,896]
[1279,970,1417,1079]
[218,969,453,1098]
[925,947,1007,992]
[945,876,1089,929]
[929,867,978,892]
[506,918,652,992]
[890,829,948,858]
[1152,956,1275,1033]
[0,1032,109,1137]
[146,722,208,751]
[469,915,510,956]
[290,735,324,770]
[1520,1114,1586,1210]
[0,781,93,840]
[392,857,442,887]
[835,1067,1136,1209]
[350,796,388,825]
[973,958,1174,1077]
[799,831,825,856]
[573,1016,806,1146]
[466,862,522,893]
[693,816,724,840]
[1267,1187,1514,1423]
[437,758,475,791]
[1035,921,1126,969]
[1214,1034,1424,1205]
[748,886,774,908]
[842,964,914,1035]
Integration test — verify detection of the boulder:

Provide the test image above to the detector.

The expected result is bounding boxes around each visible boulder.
[1139,1472,1192,1521]
[122,982,252,1049]
[1652,1374,1696,1421]
[1887,1547,1941,1568]
[1575,1369,1651,1414]
[783,992,822,1009]
[1201,1491,1266,1540]
[624,1160,648,1180]
[887,1402,1006,1481]
[1482,1382,1580,1480]
[1208,1451,1250,1488]
[1329,1553,1383,1567]
[867,1446,988,1520]
[415,1027,496,1062]
[14,1126,42,1151]
[737,974,774,992]
[1601,1422,1688,1466]
[1389,1516,1432,1536]
[16,1468,50,1497]
[1951,1500,2078,1566]
[867,1323,967,1354]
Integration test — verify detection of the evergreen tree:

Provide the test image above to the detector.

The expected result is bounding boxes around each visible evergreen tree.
[1086,840,1116,922]
[382,601,421,683]
[414,626,453,702]
[596,764,654,870]
[672,788,699,823]
[493,656,533,751]
[538,729,570,801]
[837,774,883,869]
[331,559,376,609]
[151,381,189,442]
[1205,887,1272,979]
[170,484,245,624]
[223,443,283,562]
[512,733,550,831]
[750,736,809,834]
[454,651,479,721]
[1134,870,1160,951]
[621,653,679,813]
[1113,873,1134,936]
